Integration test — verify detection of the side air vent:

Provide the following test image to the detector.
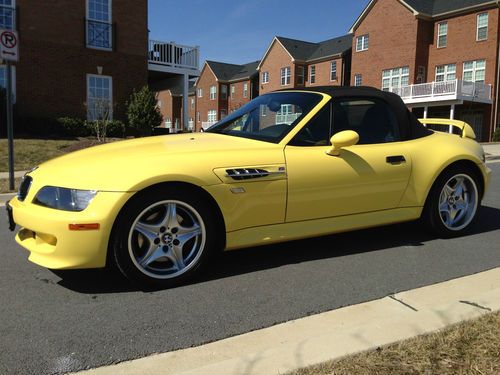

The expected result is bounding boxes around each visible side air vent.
[225,168,270,180]
[17,176,33,202]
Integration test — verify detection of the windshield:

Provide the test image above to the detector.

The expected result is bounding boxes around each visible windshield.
[206,92,323,143]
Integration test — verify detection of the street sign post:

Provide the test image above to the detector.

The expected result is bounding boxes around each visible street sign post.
[0,29,19,191]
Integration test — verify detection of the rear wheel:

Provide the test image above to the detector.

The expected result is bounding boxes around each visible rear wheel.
[111,187,217,288]
[423,167,481,237]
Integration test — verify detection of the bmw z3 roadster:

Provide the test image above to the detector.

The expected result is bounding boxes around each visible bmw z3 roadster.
[7,87,491,287]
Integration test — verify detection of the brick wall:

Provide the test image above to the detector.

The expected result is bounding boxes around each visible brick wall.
[228,79,252,112]
[305,57,344,87]
[195,64,218,126]
[15,0,148,122]
[258,40,294,94]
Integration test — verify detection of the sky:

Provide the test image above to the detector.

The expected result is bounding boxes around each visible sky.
[148,0,370,65]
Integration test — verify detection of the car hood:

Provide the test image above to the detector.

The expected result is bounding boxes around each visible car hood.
[27,133,285,192]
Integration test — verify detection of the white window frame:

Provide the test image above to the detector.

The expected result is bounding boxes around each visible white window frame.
[354,74,362,86]
[356,34,369,52]
[197,88,203,98]
[209,85,217,100]
[435,64,456,82]
[381,66,409,91]
[463,60,486,83]
[196,111,200,122]
[310,65,316,84]
[86,0,113,51]
[207,110,217,122]
[296,66,304,85]
[477,12,488,41]
[437,22,447,48]
[330,61,337,81]
[191,97,195,109]
[262,71,269,84]
[221,84,227,100]
[86,74,113,120]
[0,0,16,29]
[280,66,291,86]
[243,82,248,98]
[230,84,235,98]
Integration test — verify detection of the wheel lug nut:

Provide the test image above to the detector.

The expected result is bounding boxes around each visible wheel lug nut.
[154,238,160,245]
[160,227,166,233]
[171,227,178,234]
[173,239,180,246]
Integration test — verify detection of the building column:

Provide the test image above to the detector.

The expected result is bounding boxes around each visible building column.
[423,106,428,119]
[182,73,189,132]
[449,104,455,133]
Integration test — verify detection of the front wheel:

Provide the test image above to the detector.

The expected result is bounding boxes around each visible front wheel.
[110,188,217,288]
[423,167,481,237]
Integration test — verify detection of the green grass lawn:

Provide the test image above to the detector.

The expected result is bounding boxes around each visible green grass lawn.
[0,139,78,173]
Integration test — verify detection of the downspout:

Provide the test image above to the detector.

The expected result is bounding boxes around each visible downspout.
[493,0,500,140]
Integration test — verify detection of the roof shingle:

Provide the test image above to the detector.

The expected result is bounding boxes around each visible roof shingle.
[206,60,260,82]
[276,34,353,62]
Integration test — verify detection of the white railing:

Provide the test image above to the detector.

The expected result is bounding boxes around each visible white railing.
[276,113,302,124]
[389,79,492,102]
[201,121,217,130]
[148,40,199,70]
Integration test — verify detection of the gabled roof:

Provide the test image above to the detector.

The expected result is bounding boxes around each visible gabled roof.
[205,60,260,82]
[350,0,497,32]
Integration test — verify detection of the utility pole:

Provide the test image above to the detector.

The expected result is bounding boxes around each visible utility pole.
[6,60,14,190]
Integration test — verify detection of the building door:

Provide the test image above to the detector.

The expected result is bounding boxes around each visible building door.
[461,112,483,141]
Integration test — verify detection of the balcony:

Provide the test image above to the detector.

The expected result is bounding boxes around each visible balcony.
[389,80,492,105]
[148,40,200,75]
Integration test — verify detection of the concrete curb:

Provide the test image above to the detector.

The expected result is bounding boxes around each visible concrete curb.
[73,267,500,375]
[0,193,16,206]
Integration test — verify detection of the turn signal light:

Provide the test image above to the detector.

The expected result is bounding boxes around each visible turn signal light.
[68,223,100,231]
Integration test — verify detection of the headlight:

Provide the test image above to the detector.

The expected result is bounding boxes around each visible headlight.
[34,187,97,212]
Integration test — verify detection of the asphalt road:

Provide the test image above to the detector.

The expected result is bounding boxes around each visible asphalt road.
[1,163,499,375]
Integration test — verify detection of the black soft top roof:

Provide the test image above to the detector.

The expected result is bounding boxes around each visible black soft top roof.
[280,86,432,140]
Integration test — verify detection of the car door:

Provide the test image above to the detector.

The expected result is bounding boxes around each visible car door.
[285,97,412,222]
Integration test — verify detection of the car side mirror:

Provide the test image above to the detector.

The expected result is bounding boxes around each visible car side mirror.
[326,130,359,156]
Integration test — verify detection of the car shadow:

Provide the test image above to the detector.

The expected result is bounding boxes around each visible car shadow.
[53,205,500,294]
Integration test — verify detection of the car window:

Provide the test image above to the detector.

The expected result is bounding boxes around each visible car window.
[207,92,322,143]
[334,98,400,144]
[289,102,332,146]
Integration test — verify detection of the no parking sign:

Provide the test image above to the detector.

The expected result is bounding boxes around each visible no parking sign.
[0,29,19,61]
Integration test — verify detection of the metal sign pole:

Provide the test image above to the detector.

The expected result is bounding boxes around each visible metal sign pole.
[6,60,14,191]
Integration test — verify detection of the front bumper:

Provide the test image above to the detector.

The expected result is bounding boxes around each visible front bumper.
[9,191,133,269]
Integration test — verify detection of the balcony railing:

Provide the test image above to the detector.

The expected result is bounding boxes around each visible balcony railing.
[0,5,16,30]
[86,19,114,50]
[148,40,199,71]
[388,79,492,104]
[201,121,217,130]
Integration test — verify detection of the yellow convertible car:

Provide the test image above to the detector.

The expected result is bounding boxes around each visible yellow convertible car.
[6,87,491,287]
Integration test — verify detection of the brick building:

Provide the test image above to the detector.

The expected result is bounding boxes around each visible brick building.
[257,35,352,95]
[154,80,195,132]
[195,60,259,130]
[0,0,199,129]
[350,0,499,141]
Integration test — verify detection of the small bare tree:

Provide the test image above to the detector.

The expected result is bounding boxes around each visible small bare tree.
[85,98,113,142]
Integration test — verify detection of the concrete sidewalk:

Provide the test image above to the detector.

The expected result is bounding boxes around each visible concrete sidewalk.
[74,267,500,375]
[482,142,500,160]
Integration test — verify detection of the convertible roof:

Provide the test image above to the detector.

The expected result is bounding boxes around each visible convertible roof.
[280,86,432,140]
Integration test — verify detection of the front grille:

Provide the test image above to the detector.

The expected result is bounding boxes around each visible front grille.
[17,176,32,202]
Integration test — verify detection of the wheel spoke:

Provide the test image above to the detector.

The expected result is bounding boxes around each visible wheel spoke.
[177,225,202,246]
[168,245,185,270]
[139,246,164,267]
[441,209,453,226]
[135,221,159,243]
[443,184,454,198]
[165,203,181,229]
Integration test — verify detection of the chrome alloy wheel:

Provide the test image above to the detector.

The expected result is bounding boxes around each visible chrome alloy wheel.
[127,200,206,279]
[438,174,478,231]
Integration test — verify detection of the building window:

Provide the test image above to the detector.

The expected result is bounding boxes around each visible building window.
[463,60,486,83]
[276,104,293,124]
[197,88,203,98]
[354,74,362,86]
[330,61,337,81]
[281,67,291,86]
[191,97,195,109]
[356,34,369,52]
[477,13,488,41]
[260,105,267,116]
[220,110,227,119]
[296,66,305,85]
[87,74,113,120]
[221,85,227,100]
[156,100,162,108]
[86,0,113,50]
[310,65,316,84]
[437,22,447,48]
[196,111,200,122]
[435,64,456,82]
[243,83,248,98]
[165,118,172,128]
[381,67,409,91]
[207,110,217,122]
[230,85,235,98]
[0,0,15,29]
[262,71,269,84]
[209,85,217,100]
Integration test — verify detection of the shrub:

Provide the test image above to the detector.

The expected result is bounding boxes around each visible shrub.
[126,86,163,136]
[57,117,91,137]
[493,127,500,142]
[106,120,126,138]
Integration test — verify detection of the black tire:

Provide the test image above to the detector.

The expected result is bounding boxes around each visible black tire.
[110,186,218,288]
[422,165,482,238]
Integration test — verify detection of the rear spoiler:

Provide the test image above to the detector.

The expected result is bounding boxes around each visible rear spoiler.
[418,118,476,140]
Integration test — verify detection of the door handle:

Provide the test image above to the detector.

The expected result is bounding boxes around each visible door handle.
[386,155,406,164]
